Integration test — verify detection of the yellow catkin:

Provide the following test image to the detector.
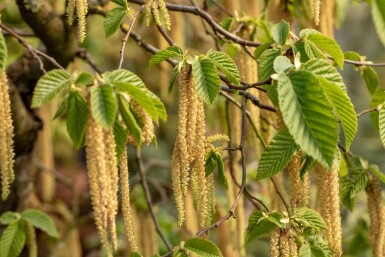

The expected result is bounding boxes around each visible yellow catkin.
[158,0,171,30]
[144,0,154,27]
[318,0,334,38]
[85,117,112,257]
[104,130,118,250]
[0,72,15,201]
[280,229,290,257]
[367,178,385,257]
[127,101,155,146]
[288,229,298,257]
[270,229,280,257]
[66,0,88,42]
[186,70,198,164]
[316,161,342,257]
[313,0,321,26]
[172,145,185,226]
[66,0,76,25]
[205,174,215,227]
[288,154,310,208]
[26,223,37,257]
[119,149,139,252]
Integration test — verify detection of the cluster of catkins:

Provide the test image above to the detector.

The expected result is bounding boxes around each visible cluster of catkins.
[66,0,88,42]
[144,0,171,30]
[85,99,154,256]
[0,72,15,201]
[172,65,214,228]
[270,228,298,257]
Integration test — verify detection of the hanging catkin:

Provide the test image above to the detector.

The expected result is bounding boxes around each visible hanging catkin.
[270,229,280,257]
[0,72,15,201]
[316,160,342,257]
[127,101,155,146]
[318,0,334,38]
[313,0,321,26]
[287,153,310,209]
[144,0,171,30]
[66,0,88,42]
[366,177,385,257]
[119,149,139,252]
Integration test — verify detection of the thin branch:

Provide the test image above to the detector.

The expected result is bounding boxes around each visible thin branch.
[156,24,175,46]
[76,48,103,74]
[357,106,381,118]
[270,177,290,214]
[343,59,385,67]
[134,148,173,251]
[0,23,64,70]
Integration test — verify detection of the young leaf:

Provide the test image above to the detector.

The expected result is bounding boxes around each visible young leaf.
[90,85,117,129]
[300,28,321,38]
[0,212,19,225]
[112,0,128,8]
[307,34,344,69]
[208,51,240,85]
[184,238,223,257]
[66,91,88,149]
[75,72,94,86]
[299,244,312,257]
[292,42,310,63]
[254,42,272,60]
[344,51,361,61]
[300,155,315,180]
[304,40,328,61]
[53,97,68,120]
[340,169,368,211]
[129,252,143,257]
[271,20,290,45]
[118,96,142,146]
[0,221,26,257]
[372,0,385,47]
[31,69,70,108]
[362,66,379,95]
[303,59,345,91]
[113,121,129,158]
[0,33,7,73]
[319,79,357,151]
[258,49,280,81]
[168,66,179,93]
[150,46,183,66]
[370,88,385,130]
[21,209,59,238]
[246,210,281,243]
[277,71,339,169]
[369,164,385,184]
[192,57,221,105]
[273,56,293,73]
[379,105,385,148]
[293,207,326,231]
[256,128,298,180]
[214,151,228,189]
[104,7,127,37]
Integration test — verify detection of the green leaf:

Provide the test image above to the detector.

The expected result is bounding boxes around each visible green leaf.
[168,66,179,93]
[75,72,94,86]
[113,121,129,158]
[340,169,368,211]
[31,69,70,108]
[150,46,183,66]
[292,42,310,63]
[369,164,385,184]
[277,71,338,169]
[21,209,59,238]
[300,28,321,38]
[273,56,293,73]
[214,151,227,189]
[379,105,385,148]
[304,40,328,61]
[362,66,379,95]
[307,34,344,68]
[112,0,128,8]
[66,91,88,149]
[245,210,282,244]
[0,221,26,257]
[271,20,290,45]
[303,59,345,91]
[300,155,315,180]
[256,128,298,180]
[293,207,326,230]
[299,244,312,257]
[90,85,117,129]
[53,97,68,120]
[0,33,7,73]
[372,0,385,47]
[370,88,385,130]
[344,51,361,61]
[0,212,19,225]
[184,238,223,257]
[258,49,280,81]
[205,150,217,176]
[129,252,143,257]
[254,42,272,60]
[264,82,278,106]
[319,79,357,151]
[106,69,167,123]
[208,51,240,85]
[118,96,142,146]
[192,57,221,105]
[104,7,127,37]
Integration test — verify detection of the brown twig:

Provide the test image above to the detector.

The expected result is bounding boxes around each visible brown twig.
[76,48,103,74]
[357,106,382,118]
[270,177,290,214]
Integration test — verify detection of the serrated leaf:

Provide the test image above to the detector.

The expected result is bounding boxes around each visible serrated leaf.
[0,33,7,73]
[66,91,88,149]
[304,40,328,61]
[256,128,298,180]
[0,221,26,257]
[370,88,385,130]
[0,212,19,225]
[245,210,280,243]
[292,42,310,63]
[340,169,368,210]
[113,121,129,158]
[214,151,228,189]
[258,49,281,81]
[307,34,344,68]
[293,207,326,230]
[205,150,216,176]
[271,20,290,45]
[379,105,385,148]
[21,209,59,238]
[192,58,221,104]
[168,66,179,93]
[300,155,315,180]
[319,79,357,151]
[344,51,361,61]
[267,211,285,227]
[277,71,338,169]
[273,56,293,73]
[31,69,70,108]
[53,97,68,120]
[106,69,167,123]
[150,46,183,66]
[300,29,321,38]
[372,0,385,47]
[264,82,279,106]
[118,96,142,146]
[254,42,272,60]
[303,59,345,91]
[208,51,240,85]
[299,244,312,257]
[104,7,127,37]
[75,72,94,86]
[112,0,128,8]
[362,66,379,95]
[91,85,117,129]
[184,238,223,257]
